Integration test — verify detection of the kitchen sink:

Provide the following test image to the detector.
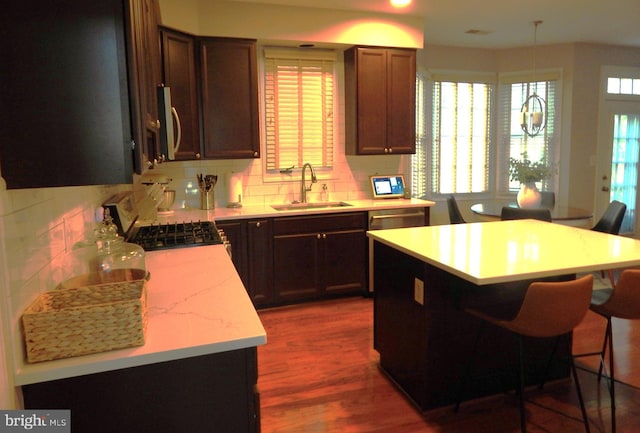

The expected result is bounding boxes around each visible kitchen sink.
[271,201,352,211]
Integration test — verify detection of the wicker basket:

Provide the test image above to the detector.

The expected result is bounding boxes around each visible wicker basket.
[22,279,148,363]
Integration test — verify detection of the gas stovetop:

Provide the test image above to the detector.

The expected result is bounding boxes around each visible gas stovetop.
[103,192,224,252]
[127,221,223,251]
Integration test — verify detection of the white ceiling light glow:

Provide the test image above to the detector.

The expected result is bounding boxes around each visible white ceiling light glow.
[390,0,411,8]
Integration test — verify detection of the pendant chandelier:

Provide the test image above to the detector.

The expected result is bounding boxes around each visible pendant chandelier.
[520,20,547,138]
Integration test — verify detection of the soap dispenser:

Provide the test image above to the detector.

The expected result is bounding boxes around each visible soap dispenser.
[321,183,329,202]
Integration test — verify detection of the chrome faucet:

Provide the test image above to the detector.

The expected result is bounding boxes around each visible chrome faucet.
[300,163,317,203]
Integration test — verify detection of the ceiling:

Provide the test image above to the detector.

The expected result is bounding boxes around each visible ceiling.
[229,0,640,49]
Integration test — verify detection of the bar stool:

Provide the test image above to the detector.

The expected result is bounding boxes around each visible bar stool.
[455,274,594,433]
[575,268,640,433]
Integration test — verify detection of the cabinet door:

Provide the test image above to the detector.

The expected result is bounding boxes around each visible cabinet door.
[346,48,388,155]
[345,46,416,156]
[321,229,367,294]
[216,220,248,285]
[386,49,416,154]
[2,0,134,188]
[199,38,260,159]
[247,219,273,307]
[128,0,163,171]
[23,349,259,433]
[160,28,201,160]
[273,233,320,302]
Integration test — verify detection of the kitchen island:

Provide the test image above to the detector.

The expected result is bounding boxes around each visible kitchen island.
[367,220,640,411]
[17,245,265,433]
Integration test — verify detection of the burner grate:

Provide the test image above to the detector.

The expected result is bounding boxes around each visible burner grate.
[129,221,223,251]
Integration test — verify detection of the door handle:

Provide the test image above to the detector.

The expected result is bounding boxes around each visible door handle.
[602,186,610,192]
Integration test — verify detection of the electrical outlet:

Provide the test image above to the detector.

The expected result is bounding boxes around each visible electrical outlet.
[414,278,424,305]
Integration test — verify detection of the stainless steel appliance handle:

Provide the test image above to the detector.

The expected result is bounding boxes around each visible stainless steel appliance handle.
[170,106,182,157]
[369,212,424,223]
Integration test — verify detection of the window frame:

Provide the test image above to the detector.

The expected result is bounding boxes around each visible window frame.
[262,46,337,178]
[412,70,497,199]
[496,70,562,195]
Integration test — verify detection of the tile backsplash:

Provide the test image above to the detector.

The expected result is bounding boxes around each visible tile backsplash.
[0,184,128,409]
[142,155,410,210]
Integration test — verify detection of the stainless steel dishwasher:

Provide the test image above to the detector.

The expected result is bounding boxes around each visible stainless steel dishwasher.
[368,207,427,293]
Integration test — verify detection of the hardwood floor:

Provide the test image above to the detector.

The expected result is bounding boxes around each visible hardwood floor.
[257,296,640,433]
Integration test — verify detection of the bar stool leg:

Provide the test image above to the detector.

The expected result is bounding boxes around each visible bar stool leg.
[568,335,591,433]
[517,336,527,433]
[607,318,616,433]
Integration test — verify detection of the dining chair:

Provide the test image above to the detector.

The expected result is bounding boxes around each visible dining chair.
[501,206,552,222]
[455,274,594,433]
[592,200,626,234]
[574,268,640,433]
[447,195,467,224]
[591,200,626,284]
[540,191,555,208]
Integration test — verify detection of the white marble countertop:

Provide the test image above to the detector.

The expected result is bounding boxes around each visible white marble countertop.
[14,245,266,386]
[150,198,434,224]
[367,219,640,285]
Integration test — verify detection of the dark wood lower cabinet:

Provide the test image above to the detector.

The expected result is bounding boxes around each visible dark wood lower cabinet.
[247,220,273,306]
[217,219,273,308]
[22,348,259,433]
[219,212,368,308]
[272,213,368,304]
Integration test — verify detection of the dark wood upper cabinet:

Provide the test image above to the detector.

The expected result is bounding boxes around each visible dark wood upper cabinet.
[1,0,136,188]
[345,46,416,155]
[199,38,260,159]
[127,0,163,170]
[159,27,201,160]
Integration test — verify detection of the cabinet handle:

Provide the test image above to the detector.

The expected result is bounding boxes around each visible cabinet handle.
[256,222,261,228]
[253,151,259,157]
[322,233,327,239]
[317,233,321,239]
[195,153,201,159]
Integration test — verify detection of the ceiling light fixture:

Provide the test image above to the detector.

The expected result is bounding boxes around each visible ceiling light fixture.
[390,0,411,8]
[520,20,547,138]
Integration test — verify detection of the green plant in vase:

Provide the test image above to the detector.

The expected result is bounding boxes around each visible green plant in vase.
[509,152,554,208]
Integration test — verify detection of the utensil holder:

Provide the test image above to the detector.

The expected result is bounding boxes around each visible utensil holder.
[201,190,215,209]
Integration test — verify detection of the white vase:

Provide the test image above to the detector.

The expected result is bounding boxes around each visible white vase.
[517,183,542,208]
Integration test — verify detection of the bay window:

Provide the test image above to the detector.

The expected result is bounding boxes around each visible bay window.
[412,70,560,198]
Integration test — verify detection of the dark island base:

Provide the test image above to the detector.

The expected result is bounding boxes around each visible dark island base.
[373,241,574,411]
[22,348,259,433]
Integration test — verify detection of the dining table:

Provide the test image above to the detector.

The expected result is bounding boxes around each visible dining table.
[367,220,640,411]
[470,199,593,225]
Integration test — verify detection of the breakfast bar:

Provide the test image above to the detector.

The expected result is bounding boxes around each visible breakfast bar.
[367,220,640,411]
